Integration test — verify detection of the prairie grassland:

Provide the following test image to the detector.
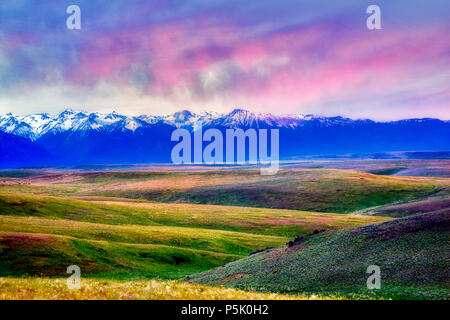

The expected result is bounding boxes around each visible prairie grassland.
[9,169,447,213]
[0,189,390,280]
[0,191,390,237]
[0,168,448,299]
[0,277,320,300]
[0,216,287,255]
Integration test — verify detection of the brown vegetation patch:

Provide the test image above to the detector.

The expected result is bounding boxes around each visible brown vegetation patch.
[25,173,84,185]
[0,233,56,249]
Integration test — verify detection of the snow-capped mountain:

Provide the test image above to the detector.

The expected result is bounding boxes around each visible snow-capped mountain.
[0,108,371,140]
[0,109,246,140]
[0,108,449,168]
[0,109,154,140]
[207,108,341,128]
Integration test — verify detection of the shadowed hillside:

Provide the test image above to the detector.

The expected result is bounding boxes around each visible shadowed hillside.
[189,211,450,299]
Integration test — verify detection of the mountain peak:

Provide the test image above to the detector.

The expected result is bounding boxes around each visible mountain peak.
[58,108,76,117]
[229,108,251,115]
[227,108,256,119]
[172,110,195,123]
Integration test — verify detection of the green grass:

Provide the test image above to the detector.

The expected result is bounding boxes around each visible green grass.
[0,232,241,279]
[189,211,450,300]
[0,216,287,256]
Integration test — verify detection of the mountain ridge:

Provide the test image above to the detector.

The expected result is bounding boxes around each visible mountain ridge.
[1,108,449,168]
[2,108,448,141]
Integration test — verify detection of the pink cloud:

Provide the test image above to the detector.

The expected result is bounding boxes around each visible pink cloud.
[56,15,449,117]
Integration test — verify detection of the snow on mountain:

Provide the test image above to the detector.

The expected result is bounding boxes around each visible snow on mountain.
[0,108,230,139]
[0,108,438,141]
[0,113,39,139]
[0,109,157,140]
[207,109,325,128]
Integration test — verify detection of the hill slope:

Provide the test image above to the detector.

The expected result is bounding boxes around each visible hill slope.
[188,211,450,299]
[0,191,389,237]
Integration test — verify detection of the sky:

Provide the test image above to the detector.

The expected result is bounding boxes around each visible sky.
[0,0,449,120]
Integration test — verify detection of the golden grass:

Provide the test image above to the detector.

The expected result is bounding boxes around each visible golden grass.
[0,277,326,300]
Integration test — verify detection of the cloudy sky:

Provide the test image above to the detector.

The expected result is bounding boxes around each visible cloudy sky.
[0,0,449,120]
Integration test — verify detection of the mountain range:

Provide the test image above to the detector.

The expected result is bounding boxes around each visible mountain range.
[0,108,449,168]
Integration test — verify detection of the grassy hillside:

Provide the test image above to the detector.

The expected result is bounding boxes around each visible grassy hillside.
[189,211,450,299]
[0,192,389,237]
[0,232,239,279]
[0,217,287,256]
[0,191,389,280]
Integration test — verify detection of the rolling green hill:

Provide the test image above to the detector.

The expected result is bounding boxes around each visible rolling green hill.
[0,190,388,280]
[0,232,240,279]
[0,192,389,237]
